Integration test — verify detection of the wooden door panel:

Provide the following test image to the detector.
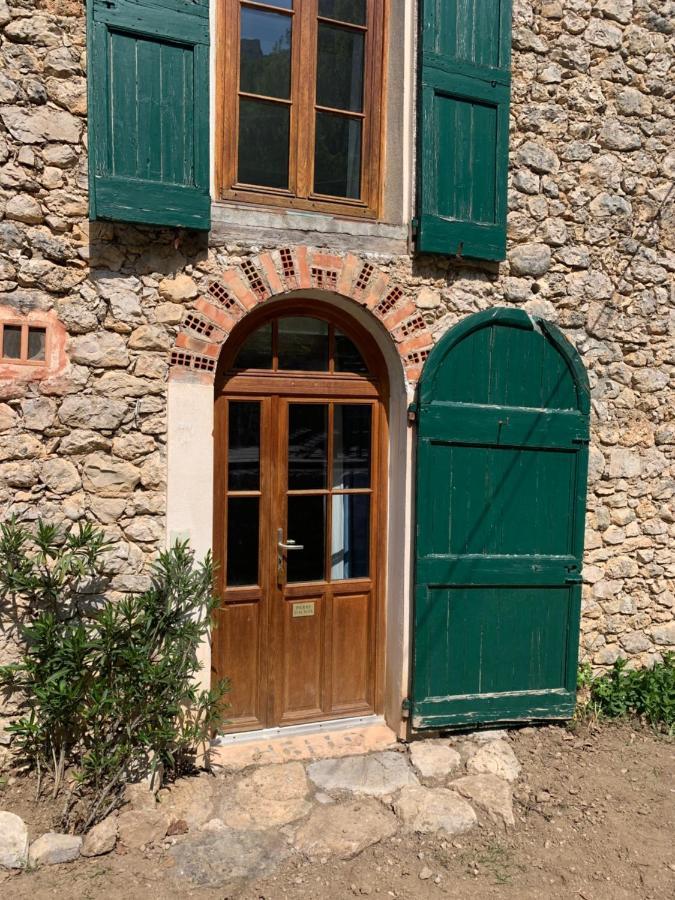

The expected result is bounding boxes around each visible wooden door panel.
[277,594,325,725]
[330,591,373,714]
[216,601,265,729]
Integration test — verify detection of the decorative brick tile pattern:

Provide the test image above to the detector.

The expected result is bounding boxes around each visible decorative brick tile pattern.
[171,251,435,389]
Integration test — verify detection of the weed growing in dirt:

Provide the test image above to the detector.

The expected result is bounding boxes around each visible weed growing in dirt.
[577,655,674,734]
[0,518,229,832]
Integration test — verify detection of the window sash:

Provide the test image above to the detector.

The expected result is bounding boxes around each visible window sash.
[217,0,385,218]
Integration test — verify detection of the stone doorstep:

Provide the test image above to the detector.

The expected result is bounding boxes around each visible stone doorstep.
[209,722,398,772]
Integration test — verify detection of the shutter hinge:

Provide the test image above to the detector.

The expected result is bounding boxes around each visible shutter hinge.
[407,401,418,424]
[410,218,419,238]
[572,436,590,445]
[401,697,412,718]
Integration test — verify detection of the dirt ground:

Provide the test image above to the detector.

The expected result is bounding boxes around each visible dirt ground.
[1,720,673,900]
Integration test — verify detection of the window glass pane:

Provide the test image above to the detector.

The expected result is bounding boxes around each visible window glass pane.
[333,404,371,488]
[27,327,46,362]
[287,495,326,583]
[278,317,329,371]
[314,112,361,198]
[234,322,273,369]
[2,325,21,359]
[227,497,259,586]
[334,329,368,374]
[238,98,290,189]
[319,0,366,25]
[240,8,292,100]
[228,402,260,491]
[331,494,370,579]
[288,403,327,490]
[317,23,364,112]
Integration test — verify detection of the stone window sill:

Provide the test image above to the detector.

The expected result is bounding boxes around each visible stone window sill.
[210,202,410,257]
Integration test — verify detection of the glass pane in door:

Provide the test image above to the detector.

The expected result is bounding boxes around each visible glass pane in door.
[288,403,328,489]
[287,495,326,582]
[228,401,260,491]
[227,497,260,586]
[333,404,371,488]
[331,493,370,579]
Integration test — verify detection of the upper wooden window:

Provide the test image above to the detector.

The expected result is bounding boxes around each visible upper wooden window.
[217,0,386,218]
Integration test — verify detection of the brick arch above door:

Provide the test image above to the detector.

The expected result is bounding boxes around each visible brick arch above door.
[168,247,434,385]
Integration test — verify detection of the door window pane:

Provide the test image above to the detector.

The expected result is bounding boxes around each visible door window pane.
[227,497,259,586]
[287,495,326,582]
[234,322,273,369]
[331,493,370,579]
[317,24,364,112]
[27,327,46,361]
[240,8,292,100]
[278,317,329,370]
[260,0,293,8]
[238,98,290,189]
[314,112,361,198]
[288,403,327,489]
[228,402,260,491]
[319,0,366,25]
[333,404,371,488]
[334,329,368,374]
[2,325,21,359]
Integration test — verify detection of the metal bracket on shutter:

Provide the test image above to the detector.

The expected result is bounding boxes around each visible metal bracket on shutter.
[407,402,418,424]
[401,697,412,718]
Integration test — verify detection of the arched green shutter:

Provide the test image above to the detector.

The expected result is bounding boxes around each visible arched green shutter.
[416,0,511,260]
[88,0,210,230]
[412,310,590,728]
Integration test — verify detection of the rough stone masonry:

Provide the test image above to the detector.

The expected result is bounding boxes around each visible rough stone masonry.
[0,0,673,750]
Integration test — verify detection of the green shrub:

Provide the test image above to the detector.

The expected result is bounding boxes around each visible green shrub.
[0,519,229,832]
[579,654,674,734]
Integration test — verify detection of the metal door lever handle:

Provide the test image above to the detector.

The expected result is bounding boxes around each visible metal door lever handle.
[278,540,304,551]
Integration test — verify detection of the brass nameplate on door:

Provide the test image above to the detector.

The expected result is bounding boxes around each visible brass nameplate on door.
[292,602,315,618]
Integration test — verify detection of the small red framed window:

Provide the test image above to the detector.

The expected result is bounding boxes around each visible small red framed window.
[0,322,48,366]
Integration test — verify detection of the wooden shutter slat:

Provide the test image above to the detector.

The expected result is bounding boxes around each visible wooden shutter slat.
[88,0,210,230]
[416,0,511,261]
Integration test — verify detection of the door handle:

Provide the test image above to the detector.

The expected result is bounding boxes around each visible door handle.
[277,528,304,585]
[278,540,304,551]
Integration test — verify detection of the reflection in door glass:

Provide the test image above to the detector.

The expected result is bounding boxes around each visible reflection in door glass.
[288,403,327,489]
[278,317,329,370]
[228,402,260,491]
[234,321,273,369]
[227,497,259,586]
[333,404,371,488]
[334,329,368,374]
[331,493,370,579]
[287,495,326,582]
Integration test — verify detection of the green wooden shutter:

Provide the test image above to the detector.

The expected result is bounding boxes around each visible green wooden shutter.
[412,309,590,729]
[416,0,511,260]
[88,0,210,230]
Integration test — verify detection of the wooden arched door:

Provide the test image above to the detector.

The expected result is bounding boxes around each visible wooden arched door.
[412,309,590,729]
[213,302,389,732]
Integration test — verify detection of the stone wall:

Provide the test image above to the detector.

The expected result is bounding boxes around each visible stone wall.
[0,0,673,748]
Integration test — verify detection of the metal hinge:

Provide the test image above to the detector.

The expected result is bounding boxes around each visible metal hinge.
[572,436,590,445]
[401,697,412,718]
[407,401,418,424]
[410,218,419,238]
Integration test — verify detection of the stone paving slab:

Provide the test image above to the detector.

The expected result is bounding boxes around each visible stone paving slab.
[307,750,419,797]
[168,828,291,888]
